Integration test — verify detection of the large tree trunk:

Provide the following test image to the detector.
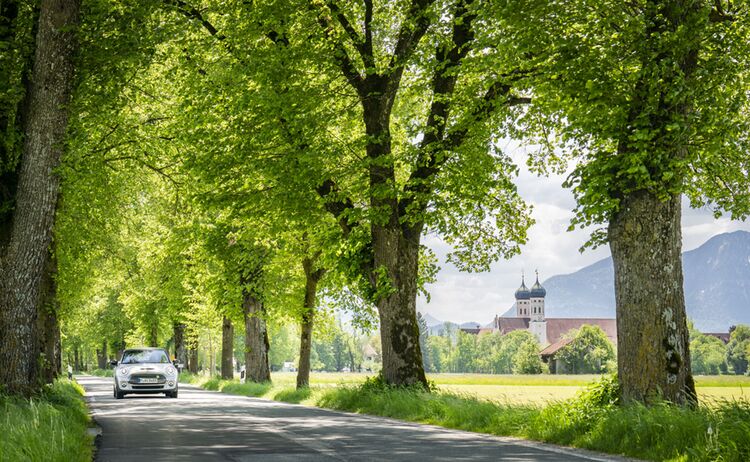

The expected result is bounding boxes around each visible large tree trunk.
[373,230,427,387]
[173,323,188,368]
[0,0,80,395]
[34,249,61,384]
[243,290,270,383]
[221,316,234,380]
[297,255,324,389]
[609,191,696,405]
[36,302,61,383]
[362,95,428,388]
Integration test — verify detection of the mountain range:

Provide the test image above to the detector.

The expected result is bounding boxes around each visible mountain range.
[426,230,750,332]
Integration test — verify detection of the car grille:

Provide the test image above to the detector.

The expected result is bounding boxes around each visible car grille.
[129,373,167,389]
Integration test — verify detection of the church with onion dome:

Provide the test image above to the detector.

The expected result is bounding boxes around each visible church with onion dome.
[481,270,617,368]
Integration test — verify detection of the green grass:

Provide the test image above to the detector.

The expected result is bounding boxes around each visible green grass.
[181,372,750,461]
[0,379,93,462]
[268,372,750,405]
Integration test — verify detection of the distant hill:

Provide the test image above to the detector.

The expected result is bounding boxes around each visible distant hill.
[419,312,483,335]
[421,312,444,327]
[543,231,750,331]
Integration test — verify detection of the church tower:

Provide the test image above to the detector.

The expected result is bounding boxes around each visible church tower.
[529,270,546,321]
[528,270,548,345]
[514,273,531,317]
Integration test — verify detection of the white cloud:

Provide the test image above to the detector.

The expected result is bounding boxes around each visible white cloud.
[418,150,750,325]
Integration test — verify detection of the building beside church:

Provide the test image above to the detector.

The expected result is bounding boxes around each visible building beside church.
[473,271,617,351]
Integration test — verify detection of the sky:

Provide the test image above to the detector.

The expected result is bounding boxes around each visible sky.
[416,142,750,326]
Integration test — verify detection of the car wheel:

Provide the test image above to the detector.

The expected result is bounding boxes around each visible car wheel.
[167,390,178,398]
[114,388,124,400]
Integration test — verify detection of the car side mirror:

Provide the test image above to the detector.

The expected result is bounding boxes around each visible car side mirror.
[109,360,118,367]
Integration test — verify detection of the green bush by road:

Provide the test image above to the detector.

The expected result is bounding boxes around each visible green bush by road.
[181,372,750,461]
[0,379,93,462]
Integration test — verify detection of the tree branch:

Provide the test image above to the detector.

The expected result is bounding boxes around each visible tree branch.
[364,0,374,68]
[326,0,375,70]
[312,4,365,96]
[164,0,226,39]
[315,179,356,237]
[709,0,735,22]
[397,0,476,223]
[385,0,437,103]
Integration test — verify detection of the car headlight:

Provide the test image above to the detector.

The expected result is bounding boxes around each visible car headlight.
[118,367,130,376]
[165,366,176,376]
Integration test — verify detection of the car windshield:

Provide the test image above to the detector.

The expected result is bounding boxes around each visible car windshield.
[121,350,170,364]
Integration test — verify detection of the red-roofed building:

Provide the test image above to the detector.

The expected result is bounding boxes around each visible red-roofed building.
[468,272,619,373]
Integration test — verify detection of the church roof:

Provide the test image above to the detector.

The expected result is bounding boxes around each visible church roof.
[496,317,530,334]
[540,337,573,357]
[494,316,617,346]
[545,318,617,345]
[514,277,530,300]
[530,273,546,298]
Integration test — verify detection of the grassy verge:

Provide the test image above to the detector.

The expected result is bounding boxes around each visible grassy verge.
[181,372,750,461]
[90,368,114,378]
[0,379,93,462]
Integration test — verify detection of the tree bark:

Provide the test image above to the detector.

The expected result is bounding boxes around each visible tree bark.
[33,248,61,384]
[221,316,234,380]
[609,191,696,405]
[243,289,270,383]
[73,346,80,372]
[148,321,158,347]
[375,231,427,387]
[35,300,61,383]
[297,255,325,389]
[188,347,199,374]
[173,322,188,367]
[96,339,107,370]
[0,0,80,395]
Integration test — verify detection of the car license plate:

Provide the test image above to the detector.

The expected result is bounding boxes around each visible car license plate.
[140,378,158,383]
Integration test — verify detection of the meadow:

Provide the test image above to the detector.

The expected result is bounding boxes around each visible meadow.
[267,372,750,405]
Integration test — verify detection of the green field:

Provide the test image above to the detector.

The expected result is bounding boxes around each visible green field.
[269,372,750,405]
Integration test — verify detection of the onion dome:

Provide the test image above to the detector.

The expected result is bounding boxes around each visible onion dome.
[530,271,546,298]
[515,276,530,300]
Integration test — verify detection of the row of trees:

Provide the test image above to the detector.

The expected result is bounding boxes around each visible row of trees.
[691,325,750,376]
[1,0,749,407]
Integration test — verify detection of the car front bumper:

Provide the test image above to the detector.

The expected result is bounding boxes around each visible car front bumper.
[116,376,178,393]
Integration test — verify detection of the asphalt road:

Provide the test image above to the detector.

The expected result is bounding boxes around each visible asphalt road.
[80,375,629,462]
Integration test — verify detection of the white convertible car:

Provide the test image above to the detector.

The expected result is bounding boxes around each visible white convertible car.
[111,348,180,399]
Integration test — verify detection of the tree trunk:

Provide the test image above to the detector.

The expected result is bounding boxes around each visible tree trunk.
[96,339,107,370]
[148,321,158,347]
[297,309,314,388]
[173,323,188,368]
[243,290,270,383]
[609,191,696,405]
[374,227,427,387]
[36,302,61,384]
[0,0,80,396]
[188,347,199,374]
[221,316,234,380]
[297,255,324,389]
[73,346,80,372]
[361,96,428,388]
[33,249,61,384]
